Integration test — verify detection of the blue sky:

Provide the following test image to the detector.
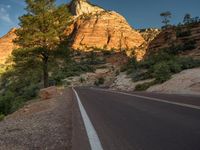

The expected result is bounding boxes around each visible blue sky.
[0,0,199,37]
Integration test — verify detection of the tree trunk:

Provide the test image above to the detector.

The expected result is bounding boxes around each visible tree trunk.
[43,56,49,88]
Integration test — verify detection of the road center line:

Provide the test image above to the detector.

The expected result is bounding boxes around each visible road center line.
[72,88,104,150]
[91,88,200,110]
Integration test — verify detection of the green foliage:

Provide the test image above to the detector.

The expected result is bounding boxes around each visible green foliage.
[15,0,71,87]
[176,29,191,37]
[120,57,138,74]
[79,77,86,83]
[0,91,14,115]
[0,113,5,121]
[182,40,196,51]
[124,47,200,90]
[86,51,106,65]
[50,61,95,85]
[135,81,155,91]
[153,62,171,83]
[94,77,105,86]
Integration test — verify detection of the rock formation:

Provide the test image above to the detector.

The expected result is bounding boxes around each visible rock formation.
[0,0,146,62]
[0,28,17,64]
[69,0,104,16]
[68,0,146,59]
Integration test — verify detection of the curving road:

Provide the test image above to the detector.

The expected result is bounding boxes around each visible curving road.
[72,87,200,150]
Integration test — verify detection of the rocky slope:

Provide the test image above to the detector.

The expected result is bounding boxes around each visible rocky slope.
[67,0,146,59]
[147,68,200,95]
[0,28,17,64]
[147,23,200,58]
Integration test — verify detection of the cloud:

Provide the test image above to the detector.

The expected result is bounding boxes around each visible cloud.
[0,5,13,24]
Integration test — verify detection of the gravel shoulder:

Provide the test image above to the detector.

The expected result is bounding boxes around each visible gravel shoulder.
[0,88,73,150]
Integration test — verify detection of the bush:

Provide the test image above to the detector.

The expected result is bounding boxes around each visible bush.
[178,57,200,69]
[131,70,153,82]
[176,29,191,37]
[0,90,14,115]
[94,77,105,86]
[10,97,24,113]
[0,113,5,121]
[135,81,155,91]
[153,62,171,83]
[22,84,39,100]
[182,40,196,51]
[79,77,85,83]
[167,60,182,73]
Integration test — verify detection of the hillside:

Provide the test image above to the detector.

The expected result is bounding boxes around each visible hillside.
[147,23,200,58]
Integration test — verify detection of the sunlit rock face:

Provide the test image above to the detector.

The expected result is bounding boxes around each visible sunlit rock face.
[0,28,17,64]
[69,0,104,16]
[68,0,146,60]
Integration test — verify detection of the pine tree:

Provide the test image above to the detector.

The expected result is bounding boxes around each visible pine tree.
[160,11,172,28]
[14,0,71,88]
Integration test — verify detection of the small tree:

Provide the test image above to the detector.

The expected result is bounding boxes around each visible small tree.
[15,0,71,88]
[160,11,172,28]
[183,13,192,24]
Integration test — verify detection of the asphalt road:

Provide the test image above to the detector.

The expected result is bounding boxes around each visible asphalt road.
[73,87,200,150]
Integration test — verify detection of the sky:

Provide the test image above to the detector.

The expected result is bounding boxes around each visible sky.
[0,0,199,37]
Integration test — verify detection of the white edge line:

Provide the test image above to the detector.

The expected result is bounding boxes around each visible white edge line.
[91,88,200,110]
[72,87,104,150]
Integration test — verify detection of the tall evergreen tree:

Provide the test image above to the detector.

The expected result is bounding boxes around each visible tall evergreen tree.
[14,0,71,87]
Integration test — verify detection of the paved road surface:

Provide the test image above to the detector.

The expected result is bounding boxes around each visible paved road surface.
[73,87,200,150]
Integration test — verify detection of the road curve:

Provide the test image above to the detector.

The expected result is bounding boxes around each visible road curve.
[74,87,200,150]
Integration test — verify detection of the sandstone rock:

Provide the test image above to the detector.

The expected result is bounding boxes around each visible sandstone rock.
[0,28,17,64]
[70,0,104,16]
[68,0,146,60]
[39,86,57,100]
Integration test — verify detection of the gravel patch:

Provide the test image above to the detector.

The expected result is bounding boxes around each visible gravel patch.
[0,88,73,150]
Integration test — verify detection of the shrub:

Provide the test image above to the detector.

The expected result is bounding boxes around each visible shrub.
[176,29,191,37]
[178,57,200,69]
[0,113,5,121]
[10,97,24,113]
[135,81,155,91]
[94,77,105,86]
[79,77,85,83]
[132,71,153,82]
[22,84,39,100]
[0,90,14,115]
[182,40,196,51]
[153,62,171,83]
[167,60,182,73]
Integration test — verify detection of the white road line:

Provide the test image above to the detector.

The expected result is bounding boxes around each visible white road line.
[72,88,103,150]
[91,88,200,110]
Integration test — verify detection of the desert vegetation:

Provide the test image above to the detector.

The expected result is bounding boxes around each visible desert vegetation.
[121,13,200,91]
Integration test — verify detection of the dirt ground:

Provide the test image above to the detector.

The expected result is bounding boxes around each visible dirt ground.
[0,88,73,150]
